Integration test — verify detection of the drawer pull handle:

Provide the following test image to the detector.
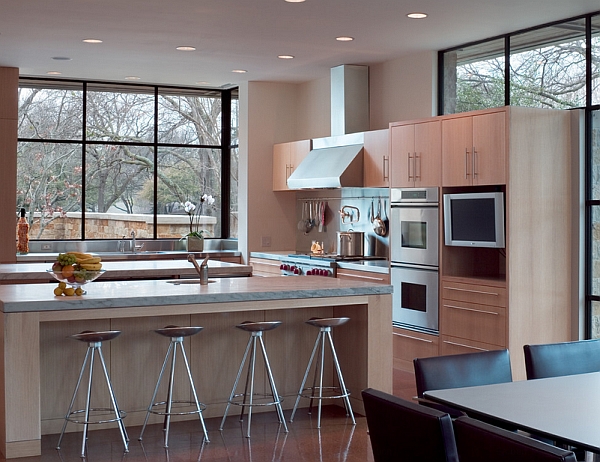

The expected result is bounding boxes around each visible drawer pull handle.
[444,287,499,297]
[337,271,384,282]
[393,332,434,343]
[444,304,499,316]
[443,340,487,351]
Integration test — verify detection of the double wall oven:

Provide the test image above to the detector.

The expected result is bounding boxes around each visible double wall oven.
[390,188,439,334]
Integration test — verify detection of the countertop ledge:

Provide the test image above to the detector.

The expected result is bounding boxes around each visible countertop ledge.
[0,277,392,313]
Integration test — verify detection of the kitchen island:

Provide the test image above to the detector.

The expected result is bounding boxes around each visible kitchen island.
[0,276,392,458]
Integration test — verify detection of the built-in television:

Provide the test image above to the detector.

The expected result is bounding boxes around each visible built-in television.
[443,192,505,248]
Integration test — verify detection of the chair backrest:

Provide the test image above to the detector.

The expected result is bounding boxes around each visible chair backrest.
[413,349,513,398]
[524,339,600,380]
[361,388,459,462]
[453,416,577,462]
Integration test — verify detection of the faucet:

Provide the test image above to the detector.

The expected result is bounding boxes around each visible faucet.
[188,254,209,284]
[130,230,136,253]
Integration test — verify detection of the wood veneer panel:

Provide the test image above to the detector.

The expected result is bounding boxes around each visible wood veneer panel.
[0,68,18,121]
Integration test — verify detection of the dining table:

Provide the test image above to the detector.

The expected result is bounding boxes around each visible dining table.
[424,372,600,458]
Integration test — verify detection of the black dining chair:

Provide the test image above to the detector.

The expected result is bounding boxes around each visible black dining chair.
[524,339,600,380]
[413,349,513,417]
[361,388,459,462]
[453,416,577,462]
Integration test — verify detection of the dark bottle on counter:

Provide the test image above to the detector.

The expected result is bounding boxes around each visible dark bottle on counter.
[16,208,29,255]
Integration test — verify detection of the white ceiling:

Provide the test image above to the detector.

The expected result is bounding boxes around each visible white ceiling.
[1,0,598,88]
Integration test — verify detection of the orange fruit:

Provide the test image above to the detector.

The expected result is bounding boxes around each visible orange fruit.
[61,265,75,278]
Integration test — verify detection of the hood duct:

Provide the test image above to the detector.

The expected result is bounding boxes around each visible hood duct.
[287,64,370,189]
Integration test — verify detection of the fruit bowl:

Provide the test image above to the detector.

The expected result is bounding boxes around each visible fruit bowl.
[47,269,105,294]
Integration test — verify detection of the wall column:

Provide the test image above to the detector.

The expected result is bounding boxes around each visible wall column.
[0,68,18,263]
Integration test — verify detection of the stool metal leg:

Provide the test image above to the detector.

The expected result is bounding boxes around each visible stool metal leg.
[259,335,288,432]
[220,335,253,432]
[139,337,209,447]
[290,326,355,428]
[57,342,129,458]
[326,330,355,425]
[220,331,287,438]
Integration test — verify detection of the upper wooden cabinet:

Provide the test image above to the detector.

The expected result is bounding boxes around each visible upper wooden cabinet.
[390,120,441,188]
[442,109,506,186]
[272,140,311,191]
[363,129,390,187]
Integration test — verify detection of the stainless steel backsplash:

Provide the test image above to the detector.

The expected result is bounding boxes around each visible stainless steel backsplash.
[295,188,390,257]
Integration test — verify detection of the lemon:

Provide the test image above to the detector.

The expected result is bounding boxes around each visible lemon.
[75,287,84,296]
[58,282,67,289]
[53,287,63,296]
[63,287,75,296]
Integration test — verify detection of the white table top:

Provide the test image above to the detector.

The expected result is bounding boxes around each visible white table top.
[425,372,600,453]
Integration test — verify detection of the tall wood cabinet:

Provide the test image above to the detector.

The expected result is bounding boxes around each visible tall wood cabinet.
[390,119,441,188]
[390,106,577,380]
[272,139,311,191]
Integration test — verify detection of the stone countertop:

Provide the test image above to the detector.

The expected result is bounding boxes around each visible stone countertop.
[16,250,241,263]
[0,259,252,282]
[250,251,390,274]
[0,276,393,313]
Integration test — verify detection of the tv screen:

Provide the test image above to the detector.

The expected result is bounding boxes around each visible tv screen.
[443,192,505,248]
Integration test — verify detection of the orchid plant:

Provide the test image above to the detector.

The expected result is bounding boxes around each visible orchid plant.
[182,194,215,239]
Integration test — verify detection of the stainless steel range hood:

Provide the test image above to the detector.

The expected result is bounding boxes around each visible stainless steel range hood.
[287,64,369,189]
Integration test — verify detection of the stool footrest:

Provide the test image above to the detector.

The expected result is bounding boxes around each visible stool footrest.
[298,386,350,400]
[146,400,207,416]
[66,407,127,425]
[228,393,284,408]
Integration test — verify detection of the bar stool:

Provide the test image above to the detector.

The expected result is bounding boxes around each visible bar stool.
[219,321,288,438]
[138,326,209,447]
[56,330,129,457]
[290,317,356,428]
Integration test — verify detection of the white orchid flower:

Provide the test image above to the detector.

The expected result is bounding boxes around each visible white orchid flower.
[183,201,196,214]
[202,194,215,206]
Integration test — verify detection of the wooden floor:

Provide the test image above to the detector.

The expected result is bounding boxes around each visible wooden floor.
[17,369,417,462]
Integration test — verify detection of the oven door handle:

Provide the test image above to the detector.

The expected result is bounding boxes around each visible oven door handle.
[391,263,439,271]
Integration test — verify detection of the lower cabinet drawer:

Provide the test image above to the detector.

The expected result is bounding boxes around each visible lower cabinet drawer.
[440,335,505,356]
[441,299,506,347]
[393,327,439,372]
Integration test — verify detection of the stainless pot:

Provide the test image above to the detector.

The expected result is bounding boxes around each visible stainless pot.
[337,231,364,257]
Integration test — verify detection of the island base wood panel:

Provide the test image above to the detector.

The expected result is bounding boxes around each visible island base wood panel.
[1,291,391,458]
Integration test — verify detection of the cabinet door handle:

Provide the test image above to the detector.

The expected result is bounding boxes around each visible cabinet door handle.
[415,152,421,180]
[383,155,389,181]
[465,148,470,179]
[407,153,413,180]
[472,146,477,177]
[394,332,433,343]
[444,286,500,297]
[444,304,499,316]
[443,340,487,351]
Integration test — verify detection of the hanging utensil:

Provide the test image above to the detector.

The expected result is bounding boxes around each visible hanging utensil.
[370,199,375,223]
[304,201,314,233]
[298,201,307,231]
[373,198,387,237]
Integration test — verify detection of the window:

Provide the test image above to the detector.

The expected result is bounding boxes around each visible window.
[17,80,238,241]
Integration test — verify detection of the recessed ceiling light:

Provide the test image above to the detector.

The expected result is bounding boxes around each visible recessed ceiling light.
[196,81,210,85]
[285,0,305,3]
[278,55,294,59]
[336,36,354,42]
[52,56,71,61]
[407,12,427,19]
[176,46,196,51]
[83,38,103,44]
[125,76,141,80]
[46,71,62,75]
[232,69,247,74]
